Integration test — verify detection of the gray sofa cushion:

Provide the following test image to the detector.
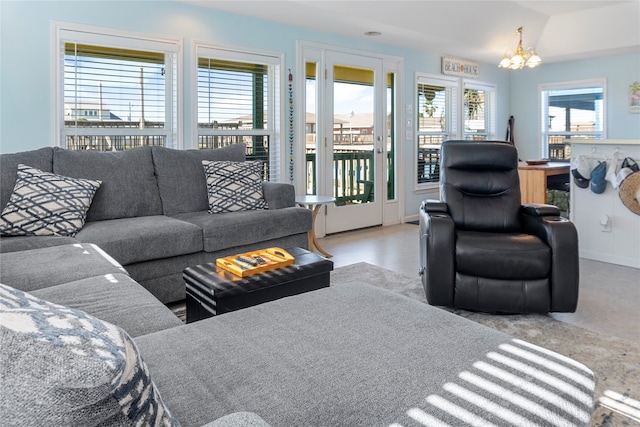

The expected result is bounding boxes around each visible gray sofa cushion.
[0,147,53,211]
[136,282,595,427]
[31,273,183,337]
[152,144,245,216]
[0,243,126,292]
[173,208,311,253]
[53,146,163,221]
[124,251,216,303]
[0,235,78,253]
[75,215,203,265]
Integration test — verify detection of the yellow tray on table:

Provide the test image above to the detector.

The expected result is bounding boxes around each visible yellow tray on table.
[216,247,294,277]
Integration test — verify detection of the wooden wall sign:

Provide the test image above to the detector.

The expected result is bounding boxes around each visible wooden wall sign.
[442,56,479,79]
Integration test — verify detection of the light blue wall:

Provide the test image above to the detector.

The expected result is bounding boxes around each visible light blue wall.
[0,0,513,217]
[6,2,635,218]
[509,52,640,161]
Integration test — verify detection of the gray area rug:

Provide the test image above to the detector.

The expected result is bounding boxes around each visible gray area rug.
[331,262,640,427]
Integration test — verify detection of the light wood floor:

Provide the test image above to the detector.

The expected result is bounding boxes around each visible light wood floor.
[320,223,640,345]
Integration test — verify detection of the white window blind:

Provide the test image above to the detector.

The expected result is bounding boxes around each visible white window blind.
[56,24,179,150]
[196,46,281,181]
[416,74,457,185]
[197,58,269,130]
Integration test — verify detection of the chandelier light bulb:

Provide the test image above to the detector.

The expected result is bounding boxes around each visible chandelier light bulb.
[510,53,524,69]
[499,54,511,68]
[526,50,542,67]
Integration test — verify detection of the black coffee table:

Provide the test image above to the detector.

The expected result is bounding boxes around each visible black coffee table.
[184,247,333,322]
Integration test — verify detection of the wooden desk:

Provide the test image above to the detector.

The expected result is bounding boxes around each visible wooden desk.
[518,162,570,204]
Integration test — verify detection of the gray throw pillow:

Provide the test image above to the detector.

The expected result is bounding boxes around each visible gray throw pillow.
[202,160,268,213]
[0,164,101,237]
[0,283,179,426]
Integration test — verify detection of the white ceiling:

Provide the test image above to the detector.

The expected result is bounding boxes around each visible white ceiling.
[177,0,640,65]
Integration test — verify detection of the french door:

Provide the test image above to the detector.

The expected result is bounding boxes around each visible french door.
[307,51,387,234]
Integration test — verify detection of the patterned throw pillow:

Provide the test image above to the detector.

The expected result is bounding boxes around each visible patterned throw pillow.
[0,164,101,237]
[202,160,268,213]
[0,283,179,426]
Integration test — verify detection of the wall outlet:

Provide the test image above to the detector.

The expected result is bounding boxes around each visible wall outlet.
[600,214,611,232]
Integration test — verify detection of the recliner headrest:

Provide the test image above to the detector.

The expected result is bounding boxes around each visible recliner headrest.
[442,140,517,171]
[440,140,522,232]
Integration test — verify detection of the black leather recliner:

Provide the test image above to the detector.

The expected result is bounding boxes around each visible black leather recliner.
[419,140,579,313]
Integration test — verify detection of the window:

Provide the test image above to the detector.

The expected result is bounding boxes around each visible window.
[54,23,180,150]
[463,82,496,141]
[415,76,497,187]
[540,80,605,160]
[416,74,458,185]
[196,45,281,181]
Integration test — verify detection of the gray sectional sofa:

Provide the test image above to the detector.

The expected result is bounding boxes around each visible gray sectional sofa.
[0,144,312,303]
[1,239,597,427]
[0,144,596,426]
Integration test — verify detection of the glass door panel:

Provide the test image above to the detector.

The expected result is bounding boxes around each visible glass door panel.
[324,52,384,234]
[332,64,375,205]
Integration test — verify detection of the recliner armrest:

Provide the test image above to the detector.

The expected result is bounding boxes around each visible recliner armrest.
[520,214,579,312]
[521,203,561,217]
[421,199,448,214]
[419,202,455,306]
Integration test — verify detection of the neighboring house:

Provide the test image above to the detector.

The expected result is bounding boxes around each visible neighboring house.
[333,112,373,145]
[64,102,119,121]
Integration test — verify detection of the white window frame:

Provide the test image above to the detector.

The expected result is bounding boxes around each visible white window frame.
[52,21,182,149]
[193,42,283,181]
[414,75,498,189]
[415,73,458,189]
[539,78,606,159]
[383,61,402,203]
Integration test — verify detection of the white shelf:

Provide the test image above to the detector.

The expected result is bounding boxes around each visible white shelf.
[567,139,640,146]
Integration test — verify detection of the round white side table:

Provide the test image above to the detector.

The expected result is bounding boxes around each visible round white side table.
[295,195,336,258]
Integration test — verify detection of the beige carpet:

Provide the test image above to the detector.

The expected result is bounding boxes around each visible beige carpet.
[331,262,640,427]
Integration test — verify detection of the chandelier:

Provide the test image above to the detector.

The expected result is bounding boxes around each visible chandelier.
[498,26,542,69]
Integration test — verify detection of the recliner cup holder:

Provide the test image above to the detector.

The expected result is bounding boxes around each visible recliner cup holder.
[545,216,568,222]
